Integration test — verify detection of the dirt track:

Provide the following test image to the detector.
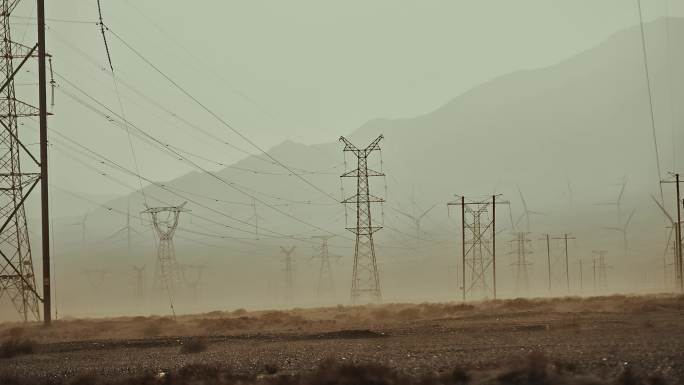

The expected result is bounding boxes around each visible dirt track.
[1,295,683,383]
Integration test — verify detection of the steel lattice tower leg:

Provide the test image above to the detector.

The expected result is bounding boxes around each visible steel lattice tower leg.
[0,0,44,322]
[511,232,532,295]
[143,203,188,297]
[340,135,384,303]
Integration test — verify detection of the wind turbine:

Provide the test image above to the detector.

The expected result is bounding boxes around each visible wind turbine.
[516,188,545,232]
[603,208,636,258]
[67,211,89,246]
[595,176,628,225]
[395,203,437,246]
[108,202,144,253]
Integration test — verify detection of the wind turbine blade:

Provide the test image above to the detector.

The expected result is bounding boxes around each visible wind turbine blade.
[624,209,636,229]
[651,195,675,224]
[517,187,528,212]
[418,204,438,220]
[664,226,674,256]
[603,227,623,232]
[617,179,627,203]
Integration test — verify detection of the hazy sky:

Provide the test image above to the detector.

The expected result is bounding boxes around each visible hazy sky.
[10,0,684,195]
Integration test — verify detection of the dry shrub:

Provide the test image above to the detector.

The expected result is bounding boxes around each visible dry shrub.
[232,308,247,316]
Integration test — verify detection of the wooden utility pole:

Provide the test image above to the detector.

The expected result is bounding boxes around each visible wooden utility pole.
[38,0,51,325]
[553,234,575,293]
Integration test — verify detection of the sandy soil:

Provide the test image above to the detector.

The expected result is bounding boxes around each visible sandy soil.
[1,294,683,383]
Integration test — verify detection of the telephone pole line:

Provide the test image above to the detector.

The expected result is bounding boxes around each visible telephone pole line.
[447,195,508,301]
[340,135,384,303]
[552,234,575,292]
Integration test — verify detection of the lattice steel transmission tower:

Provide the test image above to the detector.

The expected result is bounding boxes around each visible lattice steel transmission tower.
[340,135,384,303]
[132,265,145,298]
[447,195,508,301]
[510,232,533,294]
[143,203,188,295]
[311,235,339,299]
[280,246,296,302]
[181,263,207,299]
[0,0,52,323]
[592,250,609,290]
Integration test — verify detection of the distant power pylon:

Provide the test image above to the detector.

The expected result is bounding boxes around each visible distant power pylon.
[142,203,188,296]
[510,232,533,295]
[82,269,108,291]
[280,246,296,302]
[67,211,88,245]
[245,197,265,240]
[340,135,384,303]
[447,195,508,301]
[181,263,207,299]
[311,236,340,299]
[552,233,575,293]
[592,250,609,291]
[132,265,145,298]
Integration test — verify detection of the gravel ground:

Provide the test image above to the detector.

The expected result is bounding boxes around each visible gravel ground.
[1,296,683,383]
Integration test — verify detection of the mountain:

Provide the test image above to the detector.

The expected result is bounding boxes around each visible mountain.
[8,18,683,320]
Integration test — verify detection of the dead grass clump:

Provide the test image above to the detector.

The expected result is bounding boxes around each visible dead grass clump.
[179,338,209,354]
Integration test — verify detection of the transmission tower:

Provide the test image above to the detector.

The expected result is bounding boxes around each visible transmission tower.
[552,233,575,293]
[142,202,188,296]
[132,265,145,298]
[339,135,384,303]
[592,250,609,291]
[0,0,52,323]
[181,263,207,299]
[245,197,265,240]
[82,269,108,291]
[311,235,340,299]
[510,232,533,295]
[447,195,508,301]
[280,246,296,302]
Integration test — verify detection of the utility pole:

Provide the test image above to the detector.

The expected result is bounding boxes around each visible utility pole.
[447,195,508,301]
[340,135,384,303]
[553,234,575,292]
[661,173,683,292]
[311,236,339,299]
[579,259,583,292]
[0,0,52,323]
[541,234,551,292]
[142,203,188,298]
[280,246,296,302]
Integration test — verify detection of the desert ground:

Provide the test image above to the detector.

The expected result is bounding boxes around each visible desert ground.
[1,294,683,384]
